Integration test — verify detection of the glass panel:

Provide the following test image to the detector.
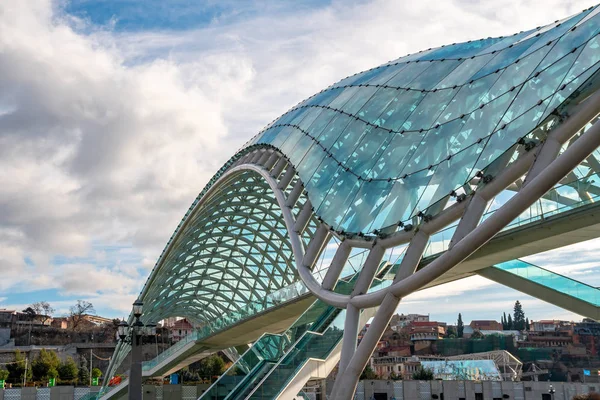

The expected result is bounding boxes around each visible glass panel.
[436,75,500,123]
[330,119,371,163]
[371,130,426,179]
[408,59,463,90]
[344,126,391,178]
[420,37,505,60]
[342,86,379,115]
[379,90,427,131]
[340,179,394,233]
[537,11,600,71]
[304,156,343,212]
[371,169,435,229]
[357,87,403,124]
[401,88,458,131]
[436,53,495,89]
[471,38,539,81]
[316,173,363,231]
[386,62,431,88]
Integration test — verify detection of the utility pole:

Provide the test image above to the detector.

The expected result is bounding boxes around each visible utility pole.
[23,356,28,387]
[90,349,93,386]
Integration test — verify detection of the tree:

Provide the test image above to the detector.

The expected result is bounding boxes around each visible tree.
[471,330,485,339]
[69,300,95,331]
[502,312,508,330]
[58,357,78,382]
[195,355,226,381]
[6,350,31,384]
[513,300,526,331]
[31,349,60,381]
[360,365,378,380]
[412,366,434,380]
[445,326,457,338]
[0,369,9,383]
[457,313,464,338]
[91,368,103,379]
[525,317,530,331]
[78,366,90,386]
[507,314,514,330]
[31,302,55,325]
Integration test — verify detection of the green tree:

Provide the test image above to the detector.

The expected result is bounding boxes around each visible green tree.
[58,357,78,382]
[195,355,226,381]
[471,330,485,339]
[360,365,378,380]
[502,312,508,330]
[457,313,464,338]
[6,350,31,384]
[0,369,9,382]
[507,314,514,330]
[78,366,90,386]
[31,349,60,381]
[525,317,530,331]
[412,366,434,380]
[91,368,103,379]
[445,326,457,338]
[513,300,526,331]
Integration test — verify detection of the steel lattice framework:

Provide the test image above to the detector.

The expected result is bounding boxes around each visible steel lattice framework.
[104,6,600,399]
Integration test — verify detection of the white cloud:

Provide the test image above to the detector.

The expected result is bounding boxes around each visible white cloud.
[0,0,598,318]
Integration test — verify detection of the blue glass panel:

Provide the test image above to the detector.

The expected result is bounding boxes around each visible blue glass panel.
[475,98,550,172]
[302,87,344,107]
[471,38,539,80]
[339,180,394,233]
[270,126,295,148]
[279,126,305,154]
[367,63,409,85]
[372,130,426,179]
[486,45,552,99]
[505,48,581,121]
[357,88,402,125]
[436,53,495,88]
[379,90,427,131]
[420,37,505,60]
[316,173,362,230]
[386,62,431,88]
[402,118,466,176]
[288,133,314,165]
[436,75,499,123]
[344,126,390,177]
[520,9,593,58]
[316,114,353,150]
[343,87,379,115]
[297,107,324,131]
[401,88,458,131]
[414,142,484,212]
[304,156,342,210]
[296,143,327,180]
[331,119,370,162]
[537,11,600,70]
[256,125,284,145]
[328,87,360,109]
[371,169,435,228]
[306,109,339,138]
[408,59,463,89]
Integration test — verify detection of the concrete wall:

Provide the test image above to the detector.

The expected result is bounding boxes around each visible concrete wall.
[359,380,597,400]
[1,381,596,400]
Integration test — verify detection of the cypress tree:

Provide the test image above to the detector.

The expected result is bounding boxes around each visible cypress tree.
[457,313,464,338]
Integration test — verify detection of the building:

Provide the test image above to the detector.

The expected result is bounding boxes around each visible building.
[531,320,572,332]
[389,313,429,331]
[169,318,193,342]
[372,355,445,380]
[470,320,503,331]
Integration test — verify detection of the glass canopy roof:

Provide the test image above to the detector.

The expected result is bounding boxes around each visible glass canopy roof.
[247,5,600,235]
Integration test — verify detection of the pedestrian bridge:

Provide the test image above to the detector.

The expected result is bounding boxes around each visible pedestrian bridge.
[99,6,600,399]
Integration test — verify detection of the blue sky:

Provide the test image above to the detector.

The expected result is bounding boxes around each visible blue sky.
[0,0,599,324]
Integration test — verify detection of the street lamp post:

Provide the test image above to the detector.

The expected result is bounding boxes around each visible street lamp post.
[117,300,157,400]
[548,384,556,400]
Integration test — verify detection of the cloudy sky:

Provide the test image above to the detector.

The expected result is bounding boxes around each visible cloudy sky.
[1,0,599,325]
